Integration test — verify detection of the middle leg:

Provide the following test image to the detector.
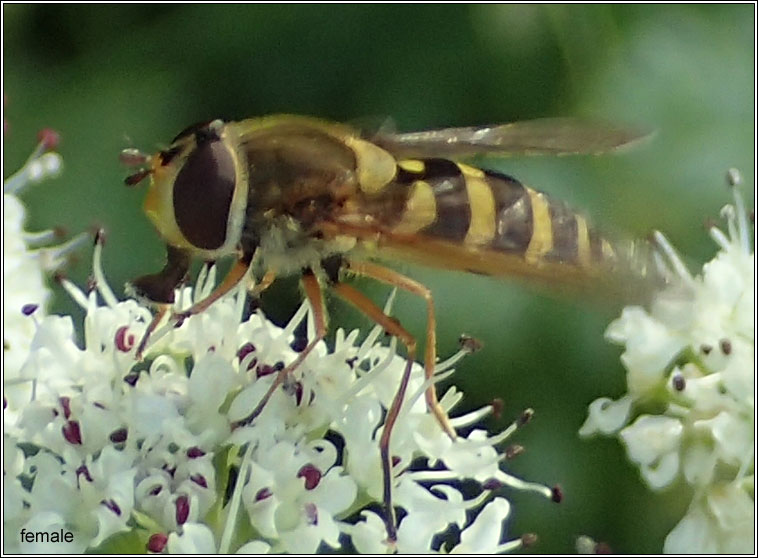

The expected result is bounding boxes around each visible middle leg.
[344,260,456,439]
[232,268,328,428]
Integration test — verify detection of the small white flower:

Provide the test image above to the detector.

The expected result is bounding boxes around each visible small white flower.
[581,173,754,553]
[619,415,682,489]
[450,498,518,554]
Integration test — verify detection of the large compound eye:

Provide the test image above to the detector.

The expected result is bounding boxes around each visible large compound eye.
[173,135,236,250]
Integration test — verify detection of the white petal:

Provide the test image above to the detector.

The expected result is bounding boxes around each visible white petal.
[188,352,238,411]
[236,540,271,553]
[640,451,680,490]
[579,395,633,437]
[349,510,392,554]
[663,501,719,554]
[450,497,511,554]
[167,523,217,553]
[620,415,682,466]
[706,482,754,535]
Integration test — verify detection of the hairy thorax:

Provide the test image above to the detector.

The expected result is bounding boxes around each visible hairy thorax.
[255,215,358,276]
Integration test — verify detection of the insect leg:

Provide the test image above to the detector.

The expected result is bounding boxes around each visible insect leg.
[136,253,253,360]
[331,281,420,544]
[232,268,328,428]
[173,253,253,321]
[250,268,277,296]
[345,260,456,440]
[131,245,191,360]
[136,304,170,360]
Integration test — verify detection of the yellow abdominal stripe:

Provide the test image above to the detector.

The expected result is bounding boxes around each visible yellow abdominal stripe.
[463,174,496,245]
[524,187,553,263]
[392,179,436,234]
[398,159,426,173]
[575,214,591,267]
[457,163,485,179]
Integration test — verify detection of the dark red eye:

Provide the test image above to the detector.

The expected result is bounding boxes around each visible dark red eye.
[172,135,236,250]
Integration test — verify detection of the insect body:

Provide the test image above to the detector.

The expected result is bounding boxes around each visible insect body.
[122,114,650,542]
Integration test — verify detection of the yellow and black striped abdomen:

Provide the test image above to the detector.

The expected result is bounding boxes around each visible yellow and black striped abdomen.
[383,157,615,272]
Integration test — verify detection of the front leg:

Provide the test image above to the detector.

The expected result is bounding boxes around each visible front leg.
[128,244,191,305]
[172,251,254,324]
[127,244,191,359]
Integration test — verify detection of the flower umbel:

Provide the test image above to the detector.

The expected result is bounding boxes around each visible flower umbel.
[3,129,87,381]
[5,234,554,553]
[580,172,754,554]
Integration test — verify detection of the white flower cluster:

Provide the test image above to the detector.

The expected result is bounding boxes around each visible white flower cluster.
[4,130,87,412]
[5,243,553,552]
[580,176,754,554]
[5,131,62,376]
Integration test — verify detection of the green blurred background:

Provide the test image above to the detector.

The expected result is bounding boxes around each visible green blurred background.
[4,5,754,553]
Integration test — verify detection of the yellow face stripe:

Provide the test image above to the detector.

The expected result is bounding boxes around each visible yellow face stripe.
[524,187,553,263]
[463,174,496,245]
[392,180,436,234]
[575,214,591,267]
[457,163,485,179]
[398,159,425,173]
[144,157,194,251]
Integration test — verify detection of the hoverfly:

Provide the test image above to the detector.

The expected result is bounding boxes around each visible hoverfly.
[121,115,652,542]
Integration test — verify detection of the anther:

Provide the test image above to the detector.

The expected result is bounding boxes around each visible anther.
[459,333,484,353]
[175,495,189,525]
[62,420,82,445]
[482,478,503,490]
[518,408,535,426]
[37,128,60,151]
[491,398,503,419]
[551,484,563,503]
[187,447,205,459]
[109,428,128,443]
[297,464,322,490]
[101,499,122,516]
[75,464,93,483]
[60,396,72,419]
[672,374,686,391]
[726,168,742,187]
[94,228,107,246]
[190,474,207,488]
[21,303,39,316]
[147,533,168,553]
[115,326,135,352]
[123,371,139,386]
[255,488,272,501]
[304,502,318,525]
[595,541,613,554]
[504,444,525,459]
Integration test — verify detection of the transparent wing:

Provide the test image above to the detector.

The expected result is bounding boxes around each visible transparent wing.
[372,117,653,159]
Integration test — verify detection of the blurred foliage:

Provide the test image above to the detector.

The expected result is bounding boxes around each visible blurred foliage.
[3,4,754,554]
